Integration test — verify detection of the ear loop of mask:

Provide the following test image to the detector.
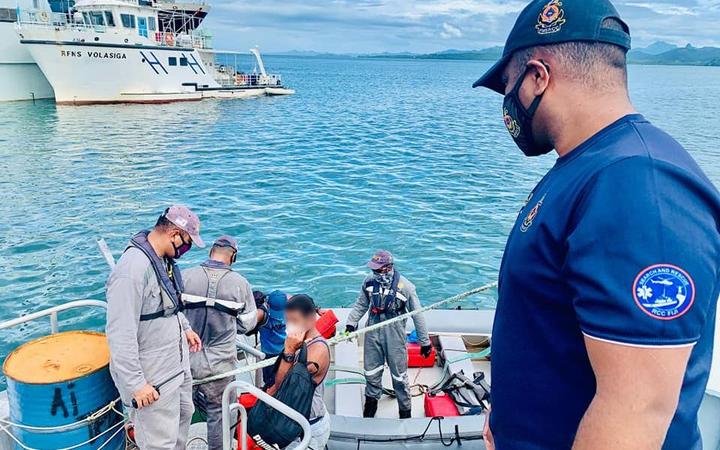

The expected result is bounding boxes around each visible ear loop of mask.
[510,61,549,120]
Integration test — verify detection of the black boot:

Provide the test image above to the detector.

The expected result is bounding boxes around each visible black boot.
[363,396,378,418]
[399,408,412,419]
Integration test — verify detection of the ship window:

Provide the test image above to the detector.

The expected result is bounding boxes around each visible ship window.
[147,16,156,31]
[0,7,18,23]
[82,12,90,25]
[179,57,188,66]
[104,11,115,26]
[120,13,135,28]
[168,57,177,66]
[89,11,105,26]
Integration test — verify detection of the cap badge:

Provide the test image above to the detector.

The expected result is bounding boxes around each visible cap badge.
[536,0,566,35]
[503,108,521,138]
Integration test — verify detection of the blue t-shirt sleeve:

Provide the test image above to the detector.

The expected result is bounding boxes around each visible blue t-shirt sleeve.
[565,156,719,346]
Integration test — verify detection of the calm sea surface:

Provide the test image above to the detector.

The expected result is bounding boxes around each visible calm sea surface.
[0,57,718,371]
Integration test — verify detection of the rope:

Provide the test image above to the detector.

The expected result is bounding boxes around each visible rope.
[194,281,497,386]
[0,398,121,431]
[0,398,125,450]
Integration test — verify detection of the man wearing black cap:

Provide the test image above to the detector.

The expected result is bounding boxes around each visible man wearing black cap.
[182,235,259,450]
[474,1,720,449]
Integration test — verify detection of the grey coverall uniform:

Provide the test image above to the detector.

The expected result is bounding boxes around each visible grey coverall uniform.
[346,273,430,411]
[182,260,257,450]
[106,246,194,450]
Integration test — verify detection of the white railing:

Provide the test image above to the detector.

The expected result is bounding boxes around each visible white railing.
[222,381,311,450]
[0,300,107,334]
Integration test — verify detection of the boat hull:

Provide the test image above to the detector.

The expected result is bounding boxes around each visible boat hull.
[0,21,53,101]
[19,37,218,104]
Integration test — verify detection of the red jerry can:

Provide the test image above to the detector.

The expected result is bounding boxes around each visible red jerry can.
[316,309,339,339]
[424,391,460,417]
[407,342,436,367]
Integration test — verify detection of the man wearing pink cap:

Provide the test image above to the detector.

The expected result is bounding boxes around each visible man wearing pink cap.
[106,205,204,450]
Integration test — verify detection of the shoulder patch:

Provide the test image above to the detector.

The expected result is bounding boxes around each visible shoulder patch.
[633,264,695,320]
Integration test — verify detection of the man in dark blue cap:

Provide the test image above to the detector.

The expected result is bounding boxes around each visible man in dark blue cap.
[474,1,720,449]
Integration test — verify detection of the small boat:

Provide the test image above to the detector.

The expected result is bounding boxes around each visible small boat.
[0,301,718,450]
[14,0,293,104]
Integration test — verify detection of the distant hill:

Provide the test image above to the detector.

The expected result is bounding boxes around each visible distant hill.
[629,44,720,66]
[362,47,503,61]
[271,42,720,66]
[635,41,678,55]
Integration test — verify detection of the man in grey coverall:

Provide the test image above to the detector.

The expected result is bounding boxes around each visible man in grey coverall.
[106,205,204,450]
[345,250,432,419]
[182,235,259,450]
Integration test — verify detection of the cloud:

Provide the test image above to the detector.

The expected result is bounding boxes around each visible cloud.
[203,0,720,53]
[623,2,698,16]
[440,22,463,39]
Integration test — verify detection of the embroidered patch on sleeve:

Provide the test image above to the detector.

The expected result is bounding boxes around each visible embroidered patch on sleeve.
[633,264,695,320]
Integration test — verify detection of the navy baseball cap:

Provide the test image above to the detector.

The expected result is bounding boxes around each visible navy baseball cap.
[267,290,288,320]
[473,0,631,94]
[213,235,238,252]
[367,250,394,270]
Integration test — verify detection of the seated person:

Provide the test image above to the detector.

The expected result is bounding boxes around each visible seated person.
[257,290,289,386]
[268,294,331,450]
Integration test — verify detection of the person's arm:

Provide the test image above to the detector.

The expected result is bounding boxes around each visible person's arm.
[346,283,370,329]
[573,338,691,450]
[564,157,719,447]
[177,312,202,352]
[306,341,330,385]
[105,268,157,407]
[266,328,305,395]
[235,279,258,334]
[405,284,430,347]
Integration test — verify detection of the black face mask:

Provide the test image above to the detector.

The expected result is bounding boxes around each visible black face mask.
[172,234,192,259]
[502,66,553,157]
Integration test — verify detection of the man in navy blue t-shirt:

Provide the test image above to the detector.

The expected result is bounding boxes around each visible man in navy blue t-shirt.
[472,1,720,449]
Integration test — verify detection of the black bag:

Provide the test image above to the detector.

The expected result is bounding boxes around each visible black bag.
[247,344,317,448]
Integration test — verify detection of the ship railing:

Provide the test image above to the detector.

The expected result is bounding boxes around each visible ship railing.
[219,72,283,88]
[149,30,211,49]
[16,10,109,33]
[222,381,312,450]
[0,300,107,335]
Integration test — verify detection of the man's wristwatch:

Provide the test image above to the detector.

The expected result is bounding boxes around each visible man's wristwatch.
[281,352,295,363]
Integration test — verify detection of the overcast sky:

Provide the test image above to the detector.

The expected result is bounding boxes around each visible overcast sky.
[202,0,720,54]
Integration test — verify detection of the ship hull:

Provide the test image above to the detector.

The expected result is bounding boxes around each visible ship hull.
[19,37,218,104]
[0,21,53,101]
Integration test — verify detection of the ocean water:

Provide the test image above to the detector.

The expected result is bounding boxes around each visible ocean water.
[0,57,718,368]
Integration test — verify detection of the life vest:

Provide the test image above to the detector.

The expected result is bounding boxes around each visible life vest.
[364,271,407,316]
[127,230,184,321]
[182,264,246,317]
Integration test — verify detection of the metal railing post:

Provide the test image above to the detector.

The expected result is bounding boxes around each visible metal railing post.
[222,380,312,450]
[50,311,59,334]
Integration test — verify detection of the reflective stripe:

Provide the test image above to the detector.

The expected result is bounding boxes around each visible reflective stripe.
[391,372,407,383]
[182,294,244,312]
[582,332,697,349]
[364,365,384,377]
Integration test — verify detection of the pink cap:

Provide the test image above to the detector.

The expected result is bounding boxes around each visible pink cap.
[164,205,205,248]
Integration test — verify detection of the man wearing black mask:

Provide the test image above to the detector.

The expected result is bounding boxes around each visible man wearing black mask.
[473,1,720,449]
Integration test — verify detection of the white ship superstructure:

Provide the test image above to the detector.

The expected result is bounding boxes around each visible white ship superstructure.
[0,0,54,102]
[15,0,292,105]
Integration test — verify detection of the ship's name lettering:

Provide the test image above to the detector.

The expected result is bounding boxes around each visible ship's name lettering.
[60,50,127,59]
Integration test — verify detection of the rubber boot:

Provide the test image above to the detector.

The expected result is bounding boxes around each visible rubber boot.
[399,408,412,419]
[363,396,378,418]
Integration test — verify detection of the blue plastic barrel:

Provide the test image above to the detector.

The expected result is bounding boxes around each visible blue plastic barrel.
[3,331,125,450]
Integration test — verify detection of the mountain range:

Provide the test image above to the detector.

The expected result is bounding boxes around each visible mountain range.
[272,42,720,66]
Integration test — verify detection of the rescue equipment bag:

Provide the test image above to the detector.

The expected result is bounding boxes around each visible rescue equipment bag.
[246,343,317,448]
[127,230,184,321]
[436,372,491,415]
